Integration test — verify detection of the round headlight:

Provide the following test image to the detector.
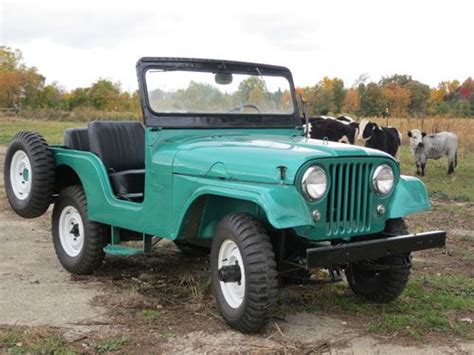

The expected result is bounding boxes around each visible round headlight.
[302,166,327,200]
[373,164,394,195]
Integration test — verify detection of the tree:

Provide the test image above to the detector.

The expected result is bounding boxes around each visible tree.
[380,74,429,116]
[88,79,123,111]
[20,67,46,108]
[381,82,411,117]
[0,46,23,72]
[0,71,22,107]
[235,77,268,103]
[67,87,91,110]
[332,78,346,113]
[405,81,430,116]
[358,83,385,117]
[341,88,360,114]
[0,46,46,109]
[39,83,67,109]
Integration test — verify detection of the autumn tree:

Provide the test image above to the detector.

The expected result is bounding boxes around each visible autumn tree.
[341,88,360,114]
[381,82,411,117]
[0,46,45,109]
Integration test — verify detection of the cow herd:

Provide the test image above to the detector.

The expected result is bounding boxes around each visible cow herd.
[303,116,459,176]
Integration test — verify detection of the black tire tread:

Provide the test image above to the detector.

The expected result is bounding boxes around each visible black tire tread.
[52,186,108,275]
[345,218,411,303]
[212,213,278,333]
[4,131,55,218]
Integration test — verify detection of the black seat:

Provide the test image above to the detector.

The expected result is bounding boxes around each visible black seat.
[88,121,145,200]
[64,128,90,151]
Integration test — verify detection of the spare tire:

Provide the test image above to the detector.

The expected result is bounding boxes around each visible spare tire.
[4,131,55,218]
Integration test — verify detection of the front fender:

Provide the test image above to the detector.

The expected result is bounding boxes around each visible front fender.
[387,175,431,218]
[173,174,313,235]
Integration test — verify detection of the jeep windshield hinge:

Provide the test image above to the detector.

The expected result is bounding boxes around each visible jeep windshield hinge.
[300,95,310,138]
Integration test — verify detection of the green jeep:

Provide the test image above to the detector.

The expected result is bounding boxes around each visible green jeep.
[4,58,445,333]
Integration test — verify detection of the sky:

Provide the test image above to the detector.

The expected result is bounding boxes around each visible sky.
[0,0,472,92]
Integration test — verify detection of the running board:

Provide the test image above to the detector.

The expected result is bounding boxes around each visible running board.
[103,244,144,256]
[103,226,153,256]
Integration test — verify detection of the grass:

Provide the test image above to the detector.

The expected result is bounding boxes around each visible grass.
[140,309,161,320]
[282,274,474,339]
[0,327,132,354]
[94,336,130,353]
[398,145,474,202]
[0,327,76,354]
[0,117,85,145]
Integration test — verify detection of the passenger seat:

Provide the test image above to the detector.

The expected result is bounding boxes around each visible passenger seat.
[88,121,145,201]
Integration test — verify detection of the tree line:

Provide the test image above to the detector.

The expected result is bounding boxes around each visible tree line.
[1,46,473,118]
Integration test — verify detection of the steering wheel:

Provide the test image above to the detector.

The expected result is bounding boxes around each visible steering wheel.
[228,104,261,113]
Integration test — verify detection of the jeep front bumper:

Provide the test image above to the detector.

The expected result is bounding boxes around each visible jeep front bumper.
[306,230,446,269]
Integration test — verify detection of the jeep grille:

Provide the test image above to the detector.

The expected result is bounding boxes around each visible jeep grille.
[325,162,374,237]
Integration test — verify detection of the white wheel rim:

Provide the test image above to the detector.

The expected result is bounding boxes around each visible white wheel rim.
[218,239,246,309]
[10,150,32,200]
[59,206,84,257]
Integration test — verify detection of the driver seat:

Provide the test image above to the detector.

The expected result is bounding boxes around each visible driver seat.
[88,121,145,201]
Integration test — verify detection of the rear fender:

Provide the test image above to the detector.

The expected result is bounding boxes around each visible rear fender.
[51,147,142,220]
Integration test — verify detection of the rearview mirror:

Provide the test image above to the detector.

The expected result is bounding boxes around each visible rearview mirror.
[215,72,233,85]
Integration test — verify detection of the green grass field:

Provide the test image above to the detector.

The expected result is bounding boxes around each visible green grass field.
[0,117,85,145]
[1,116,473,201]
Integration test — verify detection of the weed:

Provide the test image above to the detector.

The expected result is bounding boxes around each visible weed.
[0,326,76,354]
[95,336,130,353]
[140,309,161,320]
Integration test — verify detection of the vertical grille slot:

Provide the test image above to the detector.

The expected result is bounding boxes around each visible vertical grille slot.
[325,161,373,237]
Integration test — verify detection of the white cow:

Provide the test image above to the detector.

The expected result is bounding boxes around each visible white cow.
[407,129,458,176]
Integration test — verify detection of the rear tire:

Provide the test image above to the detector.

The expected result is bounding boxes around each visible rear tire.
[345,218,411,303]
[4,131,55,218]
[52,186,108,275]
[211,213,278,333]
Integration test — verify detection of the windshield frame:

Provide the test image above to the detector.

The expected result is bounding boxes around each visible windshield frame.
[137,57,301,129]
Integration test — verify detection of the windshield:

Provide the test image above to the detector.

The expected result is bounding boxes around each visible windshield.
[145,70,294,115]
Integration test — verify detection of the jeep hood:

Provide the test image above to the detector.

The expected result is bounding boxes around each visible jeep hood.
[172,133,393,185]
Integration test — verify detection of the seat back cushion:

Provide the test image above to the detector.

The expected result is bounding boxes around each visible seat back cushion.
[64,128,90,151]
[88,121,145,172]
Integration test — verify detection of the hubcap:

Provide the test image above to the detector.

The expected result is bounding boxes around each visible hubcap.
[59,206,84,257]
[218,239,245,308]
[10,150,32,200]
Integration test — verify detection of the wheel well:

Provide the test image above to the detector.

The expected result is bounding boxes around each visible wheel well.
[177,194,269,241]
[55,165,82,192]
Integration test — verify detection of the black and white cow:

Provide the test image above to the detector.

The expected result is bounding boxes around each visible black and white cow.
[304,116,359,144]
[336,115,355,123]
[407,129,458,176]
[358,119,402,157]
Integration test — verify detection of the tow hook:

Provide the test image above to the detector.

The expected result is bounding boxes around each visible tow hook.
[218,262,242,283]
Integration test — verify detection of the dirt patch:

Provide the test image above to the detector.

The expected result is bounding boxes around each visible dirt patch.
[0,145,473,353]
[0,207,110,337]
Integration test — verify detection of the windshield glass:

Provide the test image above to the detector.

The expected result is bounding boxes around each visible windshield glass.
[145,70,294,115]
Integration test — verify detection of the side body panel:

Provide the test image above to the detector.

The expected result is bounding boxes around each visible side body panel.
[51,128,431,242]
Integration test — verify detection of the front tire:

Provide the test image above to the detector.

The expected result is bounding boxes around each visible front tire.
[211,213,278,333]
[52,186,108,275]
[345,218,411,303]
